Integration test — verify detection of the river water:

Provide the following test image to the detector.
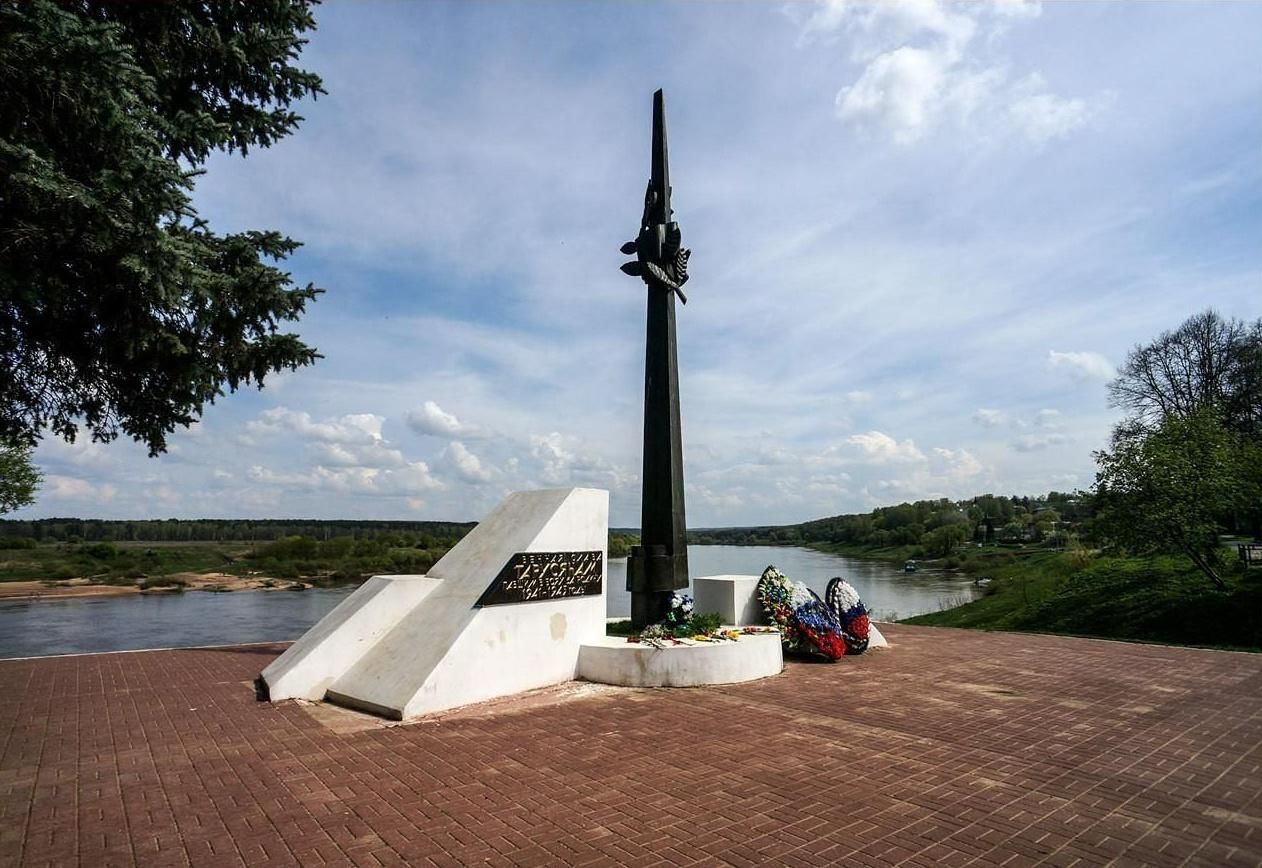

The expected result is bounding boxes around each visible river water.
[0,545,977,659]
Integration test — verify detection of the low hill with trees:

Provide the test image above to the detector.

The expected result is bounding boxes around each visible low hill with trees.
[690,490,1092,564]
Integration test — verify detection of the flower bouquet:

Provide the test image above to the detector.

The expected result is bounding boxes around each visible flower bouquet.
[627,594,730,646]
[825,577,870,655]
[757,565,847,661]
[663,592,695,636]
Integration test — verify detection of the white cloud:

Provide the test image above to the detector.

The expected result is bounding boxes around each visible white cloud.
[312,441,408,468]
[247,461,442,495]
[846,431,927,463]
[846,390,873,404]
[837,46,953,144]
[528,432,634,490]
[932,447,983,480]
[810,0,1102,144]
[405,401,482,439]
[1013,432,1070,452]
[1047,350,1114,382]
[444,441,494,483]
[40,437,113,469]
[44,475,116,502]
[973,408,1006,428]
[802,0,979,50]
[1034,408,1062,428]
[990,0,1041,19]
[246,407,384,444]
[530,432,573,485]
[1009,79,1093,144]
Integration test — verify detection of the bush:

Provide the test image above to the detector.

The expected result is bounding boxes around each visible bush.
[80,542,118,559]
[1063,545,1095,571]
[688,612,723,634]
[253,536,318,561]
[0,538,37,550]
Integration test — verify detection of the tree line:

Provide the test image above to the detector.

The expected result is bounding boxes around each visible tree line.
[689,491,1090,557]
[0,518,474,546]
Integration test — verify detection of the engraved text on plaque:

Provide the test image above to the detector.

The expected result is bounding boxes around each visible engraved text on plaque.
[475,551,604,607]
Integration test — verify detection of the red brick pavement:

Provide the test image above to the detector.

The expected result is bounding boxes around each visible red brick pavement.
[1,625,1260,867]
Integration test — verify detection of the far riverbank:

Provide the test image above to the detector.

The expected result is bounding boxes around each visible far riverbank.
[0,573,315,601]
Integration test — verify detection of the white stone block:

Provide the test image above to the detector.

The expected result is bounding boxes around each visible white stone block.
[692,574,764,626]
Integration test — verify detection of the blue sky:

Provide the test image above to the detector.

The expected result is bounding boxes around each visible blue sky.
[19,0,1262,527]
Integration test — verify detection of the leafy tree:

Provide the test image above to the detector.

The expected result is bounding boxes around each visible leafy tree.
[0,441,41,514]
[1094,410,1258,588]
[1108,309,1262,437]
[923,523,968,557]
[1,0,324,456]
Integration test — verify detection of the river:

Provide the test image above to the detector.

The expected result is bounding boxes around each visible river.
[0,545,978,658]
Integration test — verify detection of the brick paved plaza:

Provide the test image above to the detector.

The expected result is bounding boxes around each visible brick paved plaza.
[1,624,1260,867]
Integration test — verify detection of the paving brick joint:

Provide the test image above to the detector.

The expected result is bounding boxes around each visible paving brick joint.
[2,625,1260,867]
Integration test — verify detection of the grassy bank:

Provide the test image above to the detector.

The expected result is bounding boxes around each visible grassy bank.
[0,537,453,586]
[903,549,1262,651]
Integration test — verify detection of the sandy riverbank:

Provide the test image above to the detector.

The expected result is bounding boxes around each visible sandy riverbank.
[0,573,315,601]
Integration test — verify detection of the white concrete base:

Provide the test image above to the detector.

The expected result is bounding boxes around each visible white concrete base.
[692,574,764,626]
[262,487,609,720]
[576,633,783,687]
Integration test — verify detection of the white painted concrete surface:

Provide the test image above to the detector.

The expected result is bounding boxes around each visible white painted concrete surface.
[299,487,609,720]
[692,574,764,626]
[576,634,783,687]
[261,575,440,701]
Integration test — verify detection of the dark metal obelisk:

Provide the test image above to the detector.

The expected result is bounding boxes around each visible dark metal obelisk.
[619,90,692,629]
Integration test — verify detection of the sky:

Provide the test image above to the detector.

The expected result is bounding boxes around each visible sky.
[17,0,1262,528]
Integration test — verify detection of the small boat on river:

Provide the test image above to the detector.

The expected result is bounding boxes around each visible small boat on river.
[903,560,918,573]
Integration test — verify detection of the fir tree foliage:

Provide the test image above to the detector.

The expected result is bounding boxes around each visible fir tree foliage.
[0,0,325,456]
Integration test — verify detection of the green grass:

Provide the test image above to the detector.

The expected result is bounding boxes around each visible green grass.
[0,541,247,583]
[904,549,1262,651]
[606,619,635,637]
[605,612,727,638]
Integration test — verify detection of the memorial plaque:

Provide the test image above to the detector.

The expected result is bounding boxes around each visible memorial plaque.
[475,550,604,607]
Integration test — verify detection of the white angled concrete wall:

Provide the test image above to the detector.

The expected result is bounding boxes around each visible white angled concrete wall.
[320,487,609,720]
[261,575,441,701]
[399,590,606,718]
